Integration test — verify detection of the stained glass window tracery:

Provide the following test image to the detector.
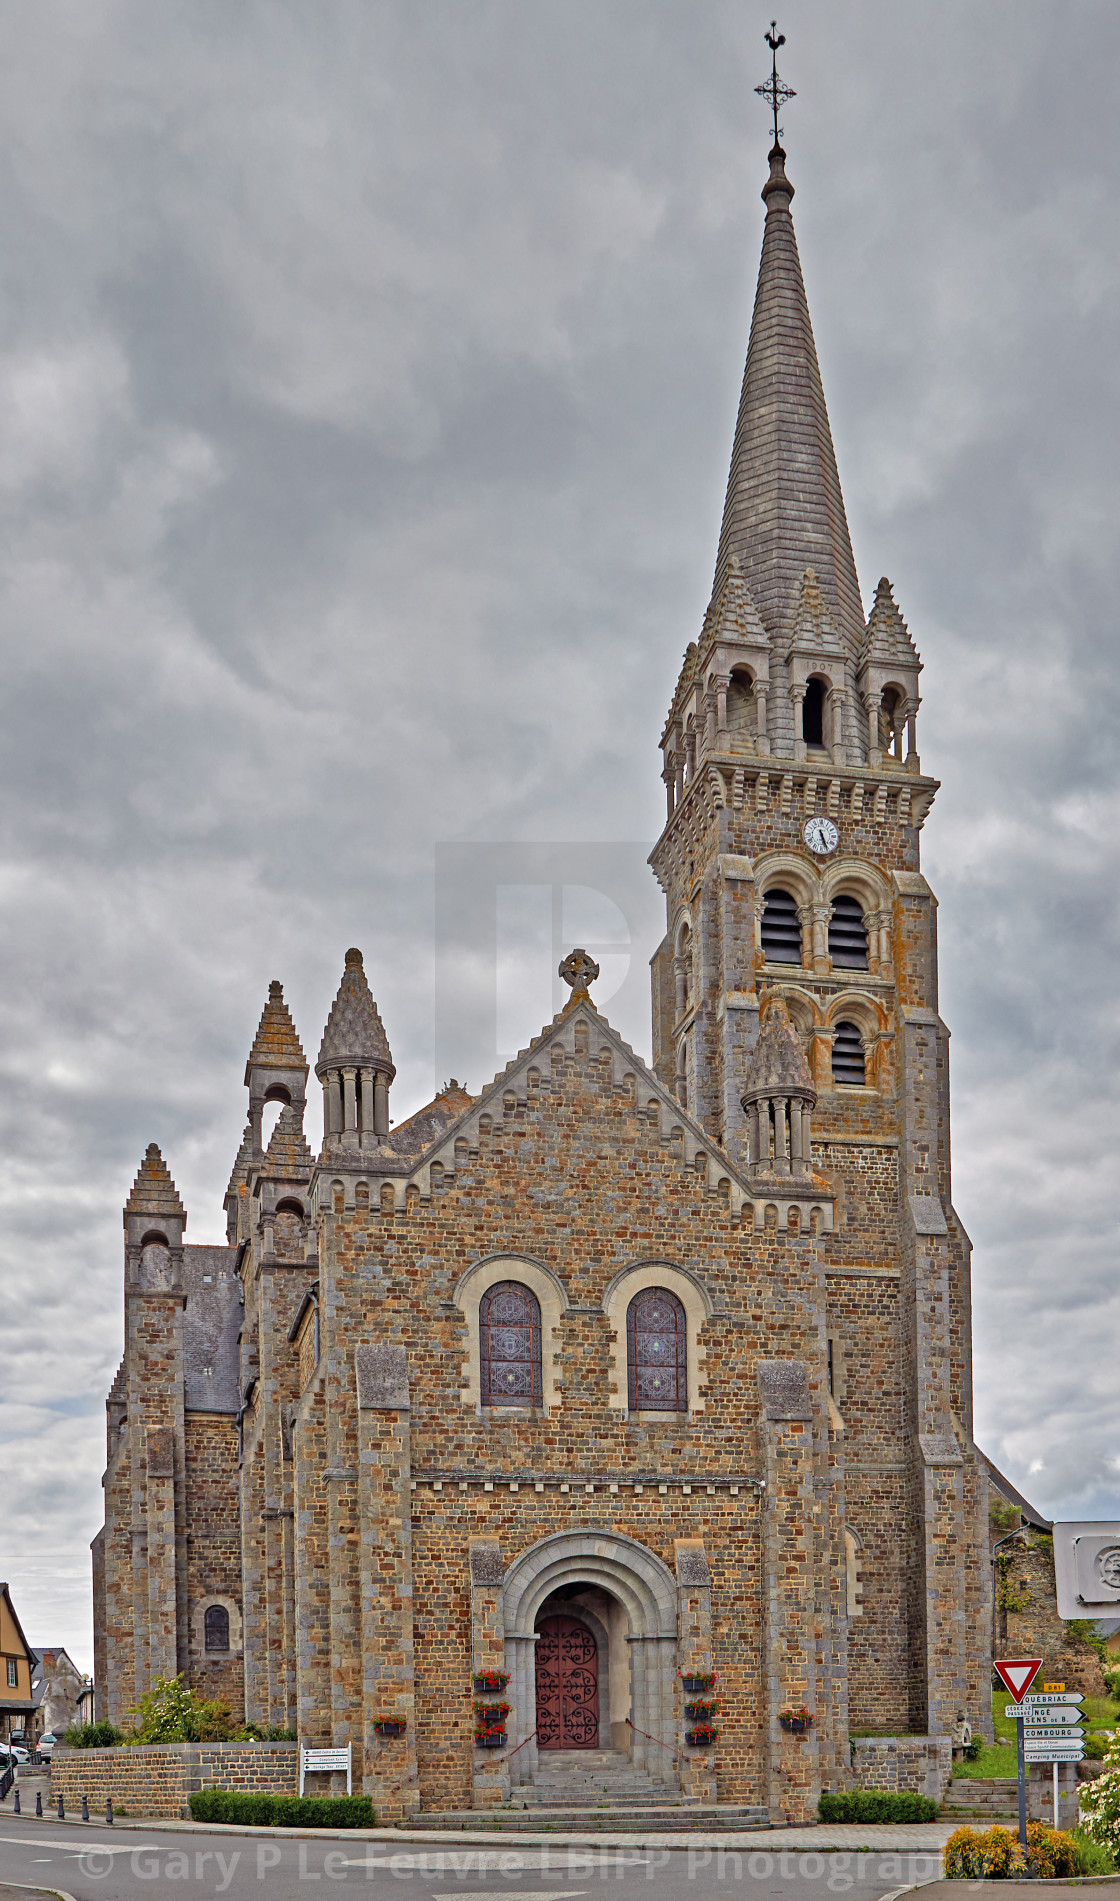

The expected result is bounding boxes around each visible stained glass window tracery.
[480,1279,543,1406]
[626,1285,687,1411]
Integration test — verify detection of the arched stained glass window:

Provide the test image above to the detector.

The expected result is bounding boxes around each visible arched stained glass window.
[480,1280,543,1406]
[627,1286,687,1412]
[204,1604,230,1651]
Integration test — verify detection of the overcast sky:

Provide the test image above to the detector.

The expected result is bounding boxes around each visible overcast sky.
[1,0,1118,1672]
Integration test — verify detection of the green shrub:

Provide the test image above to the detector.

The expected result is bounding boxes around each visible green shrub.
[944,1826,1024,1879]
[1070,1828,1118,1875]
[64,1721,124,1749]
[1079,1760,1120,1862]
[126,1674,235,1743]
[818,1790,939,1823]
[188,1789,375,1829]
[1084,1731,1108,1758]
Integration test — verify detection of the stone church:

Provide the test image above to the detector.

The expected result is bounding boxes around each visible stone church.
[94,134,991,1823]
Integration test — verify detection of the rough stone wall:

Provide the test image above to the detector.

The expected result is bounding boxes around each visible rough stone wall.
[295,1026,846,1823]
[183,1413,243,1711]
[850,1735,951,1801]
[51,1741,298,1820]
[995,1534,1107,1696]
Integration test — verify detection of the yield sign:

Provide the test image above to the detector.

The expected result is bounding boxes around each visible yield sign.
[994,1657,1043,1702]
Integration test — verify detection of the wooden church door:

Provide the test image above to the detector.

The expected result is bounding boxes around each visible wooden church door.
[535,1614,599,1749]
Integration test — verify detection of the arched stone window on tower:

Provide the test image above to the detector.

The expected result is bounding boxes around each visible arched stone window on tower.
[802,676,826,748]
[878,686,905,760]
[828,896,869,970]
[626,1287,687,1412]
[832,1020,866,1086]
[726,668,755,742]
[760,888,802,964]
[480,1281,543,1407]
[204,1604,230,1652]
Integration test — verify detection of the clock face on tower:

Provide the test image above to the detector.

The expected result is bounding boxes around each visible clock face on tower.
[803,816,839,856]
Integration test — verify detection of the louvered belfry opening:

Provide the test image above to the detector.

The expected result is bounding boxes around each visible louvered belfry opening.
[828,894,869,969]
[832,1020,866,1085]
[760,888,802,964]
[480,1280,543,1406]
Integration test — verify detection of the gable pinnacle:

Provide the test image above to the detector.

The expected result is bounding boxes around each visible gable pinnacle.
[245,980,307,1082]
[124,1143,186,1221]
[862,576,922,670]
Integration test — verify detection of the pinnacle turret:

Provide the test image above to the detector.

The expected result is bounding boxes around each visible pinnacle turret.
[245,981,306,1080]
[264,1101,314,1177]
[124,1144,185,1221]
[317,949,395,1152]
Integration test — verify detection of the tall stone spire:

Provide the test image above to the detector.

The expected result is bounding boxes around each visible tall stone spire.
[712,143,864,654]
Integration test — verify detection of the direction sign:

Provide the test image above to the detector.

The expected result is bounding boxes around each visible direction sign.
[994,1658,1043,1701]
[1024,1747,1085,1763]
[1018,1692,1083,1707]
[1008,1706,1083,1723]
[1023,1727,1085,1743]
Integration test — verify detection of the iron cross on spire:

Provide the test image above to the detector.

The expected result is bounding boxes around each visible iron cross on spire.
[754,20,796,148]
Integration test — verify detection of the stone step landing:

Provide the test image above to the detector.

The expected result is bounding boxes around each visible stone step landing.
[413,1803,772,1833]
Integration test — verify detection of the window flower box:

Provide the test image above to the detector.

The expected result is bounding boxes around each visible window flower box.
[474,1701,511,1723]
[684,1699,721,1721]
[373,1718,407,1739]
[475,1727,506,1749]
[686,1724,719,1747]
[778,1707,813,1734]
[473,1671,510,1693]
[680,1671,718,1695]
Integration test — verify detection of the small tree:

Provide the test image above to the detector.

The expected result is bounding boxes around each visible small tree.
[127,1674,235,1743]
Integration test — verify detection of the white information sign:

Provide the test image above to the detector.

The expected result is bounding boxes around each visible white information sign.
[1024,1746,1085,1763]
[1024,1727,1085,1743]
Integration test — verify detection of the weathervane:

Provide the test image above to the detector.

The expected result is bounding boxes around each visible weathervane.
[754,20,795,148]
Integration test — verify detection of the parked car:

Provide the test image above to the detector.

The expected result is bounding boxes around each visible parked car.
[35,1733,63,1757]
[0,1743,29,1765]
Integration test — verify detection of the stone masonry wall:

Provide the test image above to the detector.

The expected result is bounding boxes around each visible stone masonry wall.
[850,1735,951,1802]
[50,1742,298,1820]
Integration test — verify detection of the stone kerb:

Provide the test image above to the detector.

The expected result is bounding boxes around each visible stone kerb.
[50,1741,298,1820]
[849,1735,951,1802]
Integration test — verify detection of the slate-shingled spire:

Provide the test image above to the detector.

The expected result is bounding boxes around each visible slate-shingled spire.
[316,949,396,1152]
[713,143,864,654]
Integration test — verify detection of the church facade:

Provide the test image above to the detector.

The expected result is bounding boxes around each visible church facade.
[93,137,991,1824]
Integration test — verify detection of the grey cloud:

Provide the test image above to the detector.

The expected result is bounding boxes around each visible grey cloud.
[1,0,1118,1663]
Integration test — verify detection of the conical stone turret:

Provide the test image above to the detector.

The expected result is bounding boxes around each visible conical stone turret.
[316,949,395,1152]
[741,998,816,1181]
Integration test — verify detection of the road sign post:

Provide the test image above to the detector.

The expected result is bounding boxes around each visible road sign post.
[994,1658,1042,1852]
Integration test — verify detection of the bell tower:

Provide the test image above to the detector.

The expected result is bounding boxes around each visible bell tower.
[649,110,990,1740]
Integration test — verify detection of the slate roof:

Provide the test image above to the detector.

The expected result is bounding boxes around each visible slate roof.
[712,144,864,654]
[123,1145,185,1221]
[245,981,306,1077]
[385,1082,475,1162]
[980,1450,1052,1533]
[181,1246,243,1414]
[316,949,394,1075]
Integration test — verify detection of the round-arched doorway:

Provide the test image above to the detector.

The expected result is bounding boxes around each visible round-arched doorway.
[535,1613,599,1749]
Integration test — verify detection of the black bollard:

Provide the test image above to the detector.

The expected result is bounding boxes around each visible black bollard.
[106,1796,114,1825]
[35,1790,42,1817]
[81,1794,89,1822]
[57,1793,64,1820]
[12,1787,19,1815]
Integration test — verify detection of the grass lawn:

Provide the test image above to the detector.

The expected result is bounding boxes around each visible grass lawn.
[952,1689,1119,1780]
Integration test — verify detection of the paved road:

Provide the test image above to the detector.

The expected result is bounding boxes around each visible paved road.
[0,1817,941,1901]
